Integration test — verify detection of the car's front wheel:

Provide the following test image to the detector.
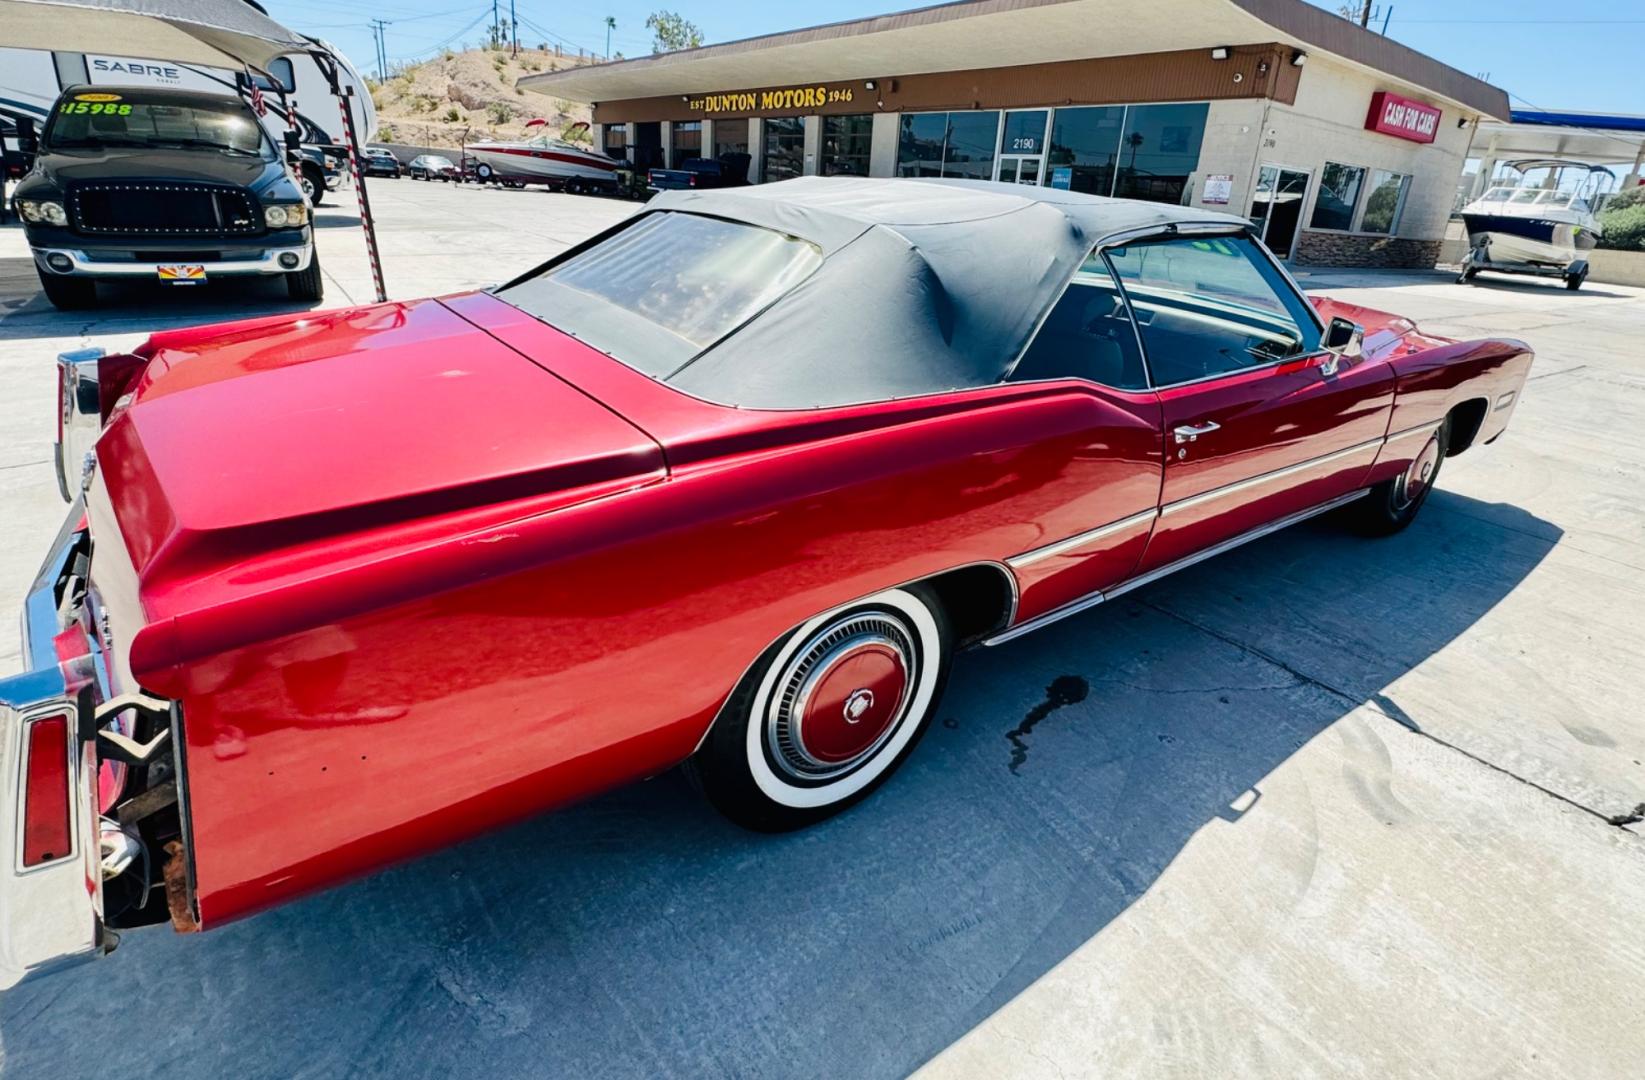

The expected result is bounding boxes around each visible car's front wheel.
[1348,418,1448,535]
[688,586,953,832]
[38,270,96,310]
[299,164,325,207]
[285,250,324,302]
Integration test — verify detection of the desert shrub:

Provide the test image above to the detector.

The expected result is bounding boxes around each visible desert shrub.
[444,106,461,122]
[1602,184,1645,212]
[1596,203,1645,251]
[485,101,518,124]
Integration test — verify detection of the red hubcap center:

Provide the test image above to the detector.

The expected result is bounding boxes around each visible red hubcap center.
[795,644,908,764]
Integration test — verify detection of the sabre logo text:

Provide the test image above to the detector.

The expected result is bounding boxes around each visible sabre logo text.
[93,59,183,80]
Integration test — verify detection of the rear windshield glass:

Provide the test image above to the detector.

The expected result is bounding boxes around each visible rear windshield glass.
[45,93,270,158]
[497,211,823,378]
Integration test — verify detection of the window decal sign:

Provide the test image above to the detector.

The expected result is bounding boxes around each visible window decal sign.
[1365,91,1441,143]
[1203,173,1234,204]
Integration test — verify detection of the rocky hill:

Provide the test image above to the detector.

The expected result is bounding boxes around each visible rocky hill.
[370,47,598,150]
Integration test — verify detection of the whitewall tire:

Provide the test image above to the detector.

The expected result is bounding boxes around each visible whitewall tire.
[689,586,953,832]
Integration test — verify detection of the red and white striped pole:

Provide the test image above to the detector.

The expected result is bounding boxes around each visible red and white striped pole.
[322,57,387,303]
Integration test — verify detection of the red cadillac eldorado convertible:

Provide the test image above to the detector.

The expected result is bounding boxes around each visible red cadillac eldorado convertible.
[2,178,1531,986]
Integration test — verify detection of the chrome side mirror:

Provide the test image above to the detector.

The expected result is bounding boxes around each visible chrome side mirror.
[1320,316,1363,375]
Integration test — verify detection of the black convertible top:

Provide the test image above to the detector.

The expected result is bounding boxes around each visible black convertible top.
[512,177,1254,409]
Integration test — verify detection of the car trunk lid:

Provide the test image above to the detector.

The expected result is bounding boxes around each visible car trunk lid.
[95,297,665,594]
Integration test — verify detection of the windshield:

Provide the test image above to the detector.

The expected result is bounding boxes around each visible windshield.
[45,92,270,157]
[497,211,824,378]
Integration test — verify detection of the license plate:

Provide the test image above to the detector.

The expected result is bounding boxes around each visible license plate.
[157,264,206,284]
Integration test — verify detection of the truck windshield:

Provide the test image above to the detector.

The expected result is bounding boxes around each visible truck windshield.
[45,94,270,158]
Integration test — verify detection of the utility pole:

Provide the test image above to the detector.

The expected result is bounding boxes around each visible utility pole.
[605,16,616,60]
[1359,2,1371,27]
[369,19,390,80]
[492,0,499,48]
[510,0,518,56]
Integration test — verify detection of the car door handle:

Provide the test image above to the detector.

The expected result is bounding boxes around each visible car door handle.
[1173,422,1221,444]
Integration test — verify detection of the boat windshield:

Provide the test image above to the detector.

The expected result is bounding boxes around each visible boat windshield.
[1480,187,1516,202]
[1536,191,1573,208]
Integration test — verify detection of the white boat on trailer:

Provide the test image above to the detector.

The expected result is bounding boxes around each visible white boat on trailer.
[466,121,621,194]
[1457,159,1613,291]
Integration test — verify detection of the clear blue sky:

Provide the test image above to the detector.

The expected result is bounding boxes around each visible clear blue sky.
[266,0,1642,117]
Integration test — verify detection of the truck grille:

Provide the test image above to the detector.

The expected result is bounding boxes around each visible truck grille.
[69,182,262,238]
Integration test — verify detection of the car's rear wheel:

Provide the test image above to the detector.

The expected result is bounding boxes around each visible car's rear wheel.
[285,251,324,302]
[688,586,953,832]
[1347,417,1448,535]
[38,270,96,310]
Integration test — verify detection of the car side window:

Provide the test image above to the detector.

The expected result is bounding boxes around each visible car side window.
[1008,250,1148,390]
[1104,235,1321,386]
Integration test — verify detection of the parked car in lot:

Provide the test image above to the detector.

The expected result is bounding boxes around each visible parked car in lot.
[0,177,1533,987]
[647,153,750,192]
[408,153,459,181]
[362,147,401,178]
[12,84,320,309]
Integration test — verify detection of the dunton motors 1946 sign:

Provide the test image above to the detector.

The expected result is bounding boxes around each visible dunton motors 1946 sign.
[689,84,856,115]
[1365,91,1441,144]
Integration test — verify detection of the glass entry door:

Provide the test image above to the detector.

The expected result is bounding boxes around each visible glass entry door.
[996,109,1049,185]
[1000,156,1043,185]
[1249,165,1310,259]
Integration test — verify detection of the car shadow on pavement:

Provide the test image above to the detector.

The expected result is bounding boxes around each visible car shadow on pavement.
[0,493,1558,1080]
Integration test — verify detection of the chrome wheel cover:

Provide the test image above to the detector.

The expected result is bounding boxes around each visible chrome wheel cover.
[765,612,917,783]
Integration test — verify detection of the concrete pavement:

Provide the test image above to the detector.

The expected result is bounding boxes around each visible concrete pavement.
[0,180,1641,1079]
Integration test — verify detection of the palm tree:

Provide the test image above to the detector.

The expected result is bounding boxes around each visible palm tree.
[604,16,616,60]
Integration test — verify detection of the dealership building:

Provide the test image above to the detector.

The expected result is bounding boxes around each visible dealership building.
[521,0,1508,268]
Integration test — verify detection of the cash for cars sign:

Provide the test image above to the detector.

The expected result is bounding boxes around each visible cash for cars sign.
[689,84,856,115]
[1365,91,1441,144]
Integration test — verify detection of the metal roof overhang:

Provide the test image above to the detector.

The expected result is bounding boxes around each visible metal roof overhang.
[0,0,310,72]
[519,0,1507,120]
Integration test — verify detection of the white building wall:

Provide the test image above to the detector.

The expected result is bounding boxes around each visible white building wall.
[1262,56,1478,242]
[1186,98,1269,216]
[803,115,822,176]
[869,112,900,176]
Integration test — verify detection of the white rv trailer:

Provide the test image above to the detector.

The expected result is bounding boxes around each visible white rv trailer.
[0,39,375,149]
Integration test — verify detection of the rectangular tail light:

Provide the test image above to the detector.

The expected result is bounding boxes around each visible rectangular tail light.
[22,715,72,867]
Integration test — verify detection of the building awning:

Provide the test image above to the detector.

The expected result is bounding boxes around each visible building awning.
[520,0,1508,120]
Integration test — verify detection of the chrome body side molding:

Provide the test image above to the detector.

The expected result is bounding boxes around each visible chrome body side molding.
[984,489,1369,647]
[1006,509,1159,569]
[1159,437,1383,517]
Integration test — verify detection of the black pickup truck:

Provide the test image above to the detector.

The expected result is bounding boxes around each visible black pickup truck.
[12,85,320,309]
[646,153,751,192]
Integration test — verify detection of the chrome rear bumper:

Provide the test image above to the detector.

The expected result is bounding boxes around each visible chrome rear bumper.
[0,511,109,991]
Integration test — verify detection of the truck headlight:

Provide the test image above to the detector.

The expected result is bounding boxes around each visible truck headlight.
[264,204,308,228]
[19,200,68,226]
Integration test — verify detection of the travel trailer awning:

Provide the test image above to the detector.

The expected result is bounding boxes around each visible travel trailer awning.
[0,0,309,72]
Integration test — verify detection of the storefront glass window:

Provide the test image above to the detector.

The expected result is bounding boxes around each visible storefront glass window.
[603,125,627,161]
[762,116,805,183]
[1045,106,1124,195]
[942,111,999,180]
[895,111,1000,179]
[822,114,873,176]
[1310,162,1366,230]
[713,117,749,159]
[671,121,702,164]
[897,113,948,176]
[1112,103,1209,203]
[1360,169,1409,234]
